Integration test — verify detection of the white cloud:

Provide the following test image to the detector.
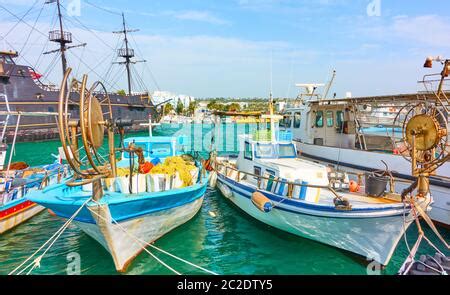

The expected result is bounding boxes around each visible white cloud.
[391,15,450,47]
[169,10,230,25]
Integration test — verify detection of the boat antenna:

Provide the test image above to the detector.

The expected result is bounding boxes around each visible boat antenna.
[44,0,87,91]
[323,69,336,100]
[113,13,146,96]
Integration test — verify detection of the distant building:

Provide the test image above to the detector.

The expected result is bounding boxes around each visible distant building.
[151,90,195,107]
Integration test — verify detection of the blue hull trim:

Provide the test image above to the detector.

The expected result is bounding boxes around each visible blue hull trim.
[217,173,407,217]
[28,177,208,224]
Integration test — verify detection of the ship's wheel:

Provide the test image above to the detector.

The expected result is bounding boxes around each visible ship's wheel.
[392,101,448,172]
[58,68,117,185]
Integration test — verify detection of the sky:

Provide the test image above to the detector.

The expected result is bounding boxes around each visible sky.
[0,0,449,98]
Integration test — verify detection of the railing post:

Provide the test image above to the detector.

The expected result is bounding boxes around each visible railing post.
[288,183,293,198]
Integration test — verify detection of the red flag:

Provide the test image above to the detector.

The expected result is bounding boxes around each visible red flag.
[29,69,42,80]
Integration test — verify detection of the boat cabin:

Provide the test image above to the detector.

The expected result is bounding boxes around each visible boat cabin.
[280,99,401,152]
[0,51,18,78]
[228,130,330,202]
[118,136,186,166]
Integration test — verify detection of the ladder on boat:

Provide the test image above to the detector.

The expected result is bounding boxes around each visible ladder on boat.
[354,116,367,151]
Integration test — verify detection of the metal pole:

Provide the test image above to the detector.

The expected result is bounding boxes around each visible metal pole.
[122,13,132,96]
[6,114,20,175]
[56,0,68,92]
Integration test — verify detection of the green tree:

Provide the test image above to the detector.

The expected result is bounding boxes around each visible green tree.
[163,103,174,115]
[187,101,197,116]
[176,98,184,115]
[225,103,241,112]
[117,89,126,96]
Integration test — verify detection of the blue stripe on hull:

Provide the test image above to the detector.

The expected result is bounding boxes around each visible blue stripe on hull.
[217,173,406,218]
[28,179,208,224]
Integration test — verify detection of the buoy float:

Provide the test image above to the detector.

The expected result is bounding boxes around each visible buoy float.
[48,209,56,217]
[349,180,360,193]
[217,182,232,199]
[251,191,273,213]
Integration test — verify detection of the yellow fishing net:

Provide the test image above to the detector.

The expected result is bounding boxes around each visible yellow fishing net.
[150,156,197,187]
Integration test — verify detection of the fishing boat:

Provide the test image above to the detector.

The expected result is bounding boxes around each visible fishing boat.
[279,66,450,226]
[0,1,161,143]
[212,96,432,266]
[28,69,208,272]
[0,106,68,234]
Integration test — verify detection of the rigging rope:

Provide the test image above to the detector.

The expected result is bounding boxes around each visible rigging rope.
[9,197,92,275]
[0,0,40,41]
[17,2,46,64]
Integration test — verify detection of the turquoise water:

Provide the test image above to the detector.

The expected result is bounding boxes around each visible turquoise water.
[1,124,449,275]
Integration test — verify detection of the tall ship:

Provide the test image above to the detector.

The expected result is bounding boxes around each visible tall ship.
[0,0,161,142]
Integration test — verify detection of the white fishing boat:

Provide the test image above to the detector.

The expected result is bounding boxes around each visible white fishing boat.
[279,66,450,226]
[213,98,432,266]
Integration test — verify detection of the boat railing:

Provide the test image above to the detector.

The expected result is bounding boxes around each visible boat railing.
[213,160,342,199]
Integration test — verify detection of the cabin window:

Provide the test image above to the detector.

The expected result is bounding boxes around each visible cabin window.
[150,142,172,157]
[255,143,275,158]
[244,141,253,160]
[315,111,324,128]
[254,166,261,178]
[280,115,292,128]
[278,144,296,158]
[0,55,13,64]
[326,111,334,127]
[336,111,344,131]
[293,112,301,128]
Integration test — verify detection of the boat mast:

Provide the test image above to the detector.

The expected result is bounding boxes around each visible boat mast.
[114,13,145,96]
[44,0,86,90]
[323,70,336,100]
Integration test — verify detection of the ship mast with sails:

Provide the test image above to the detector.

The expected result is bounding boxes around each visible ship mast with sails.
[43,0,86,89]
[113,13,146,96]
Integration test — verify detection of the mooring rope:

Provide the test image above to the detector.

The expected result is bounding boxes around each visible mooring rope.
[399,196,449,275]
[9,198,92,275]
[89,200,218,275]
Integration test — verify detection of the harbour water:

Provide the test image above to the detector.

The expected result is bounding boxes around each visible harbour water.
[1,124,449,275]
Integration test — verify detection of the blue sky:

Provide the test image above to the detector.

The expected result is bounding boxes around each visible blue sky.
[1,0,449,98]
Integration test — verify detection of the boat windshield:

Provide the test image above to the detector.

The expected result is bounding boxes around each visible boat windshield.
[278,143,296,158]
[255,143,276,158]
[254,143,296,158]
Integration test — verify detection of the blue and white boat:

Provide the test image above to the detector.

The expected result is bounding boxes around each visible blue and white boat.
[213,109,432,266]
[29,136,208,272]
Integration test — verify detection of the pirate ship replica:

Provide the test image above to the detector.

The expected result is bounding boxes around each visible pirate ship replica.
[0,0,160,143]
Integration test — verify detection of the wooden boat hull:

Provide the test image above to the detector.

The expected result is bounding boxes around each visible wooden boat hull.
[217,173,426,266]
[28,176,209,272]
[0,200,44,234]
[76,197,204,272]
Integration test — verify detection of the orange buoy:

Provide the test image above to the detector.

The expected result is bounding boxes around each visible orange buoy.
[349,180,360,193]
[48,209,57,217]
[251,191,273,212]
